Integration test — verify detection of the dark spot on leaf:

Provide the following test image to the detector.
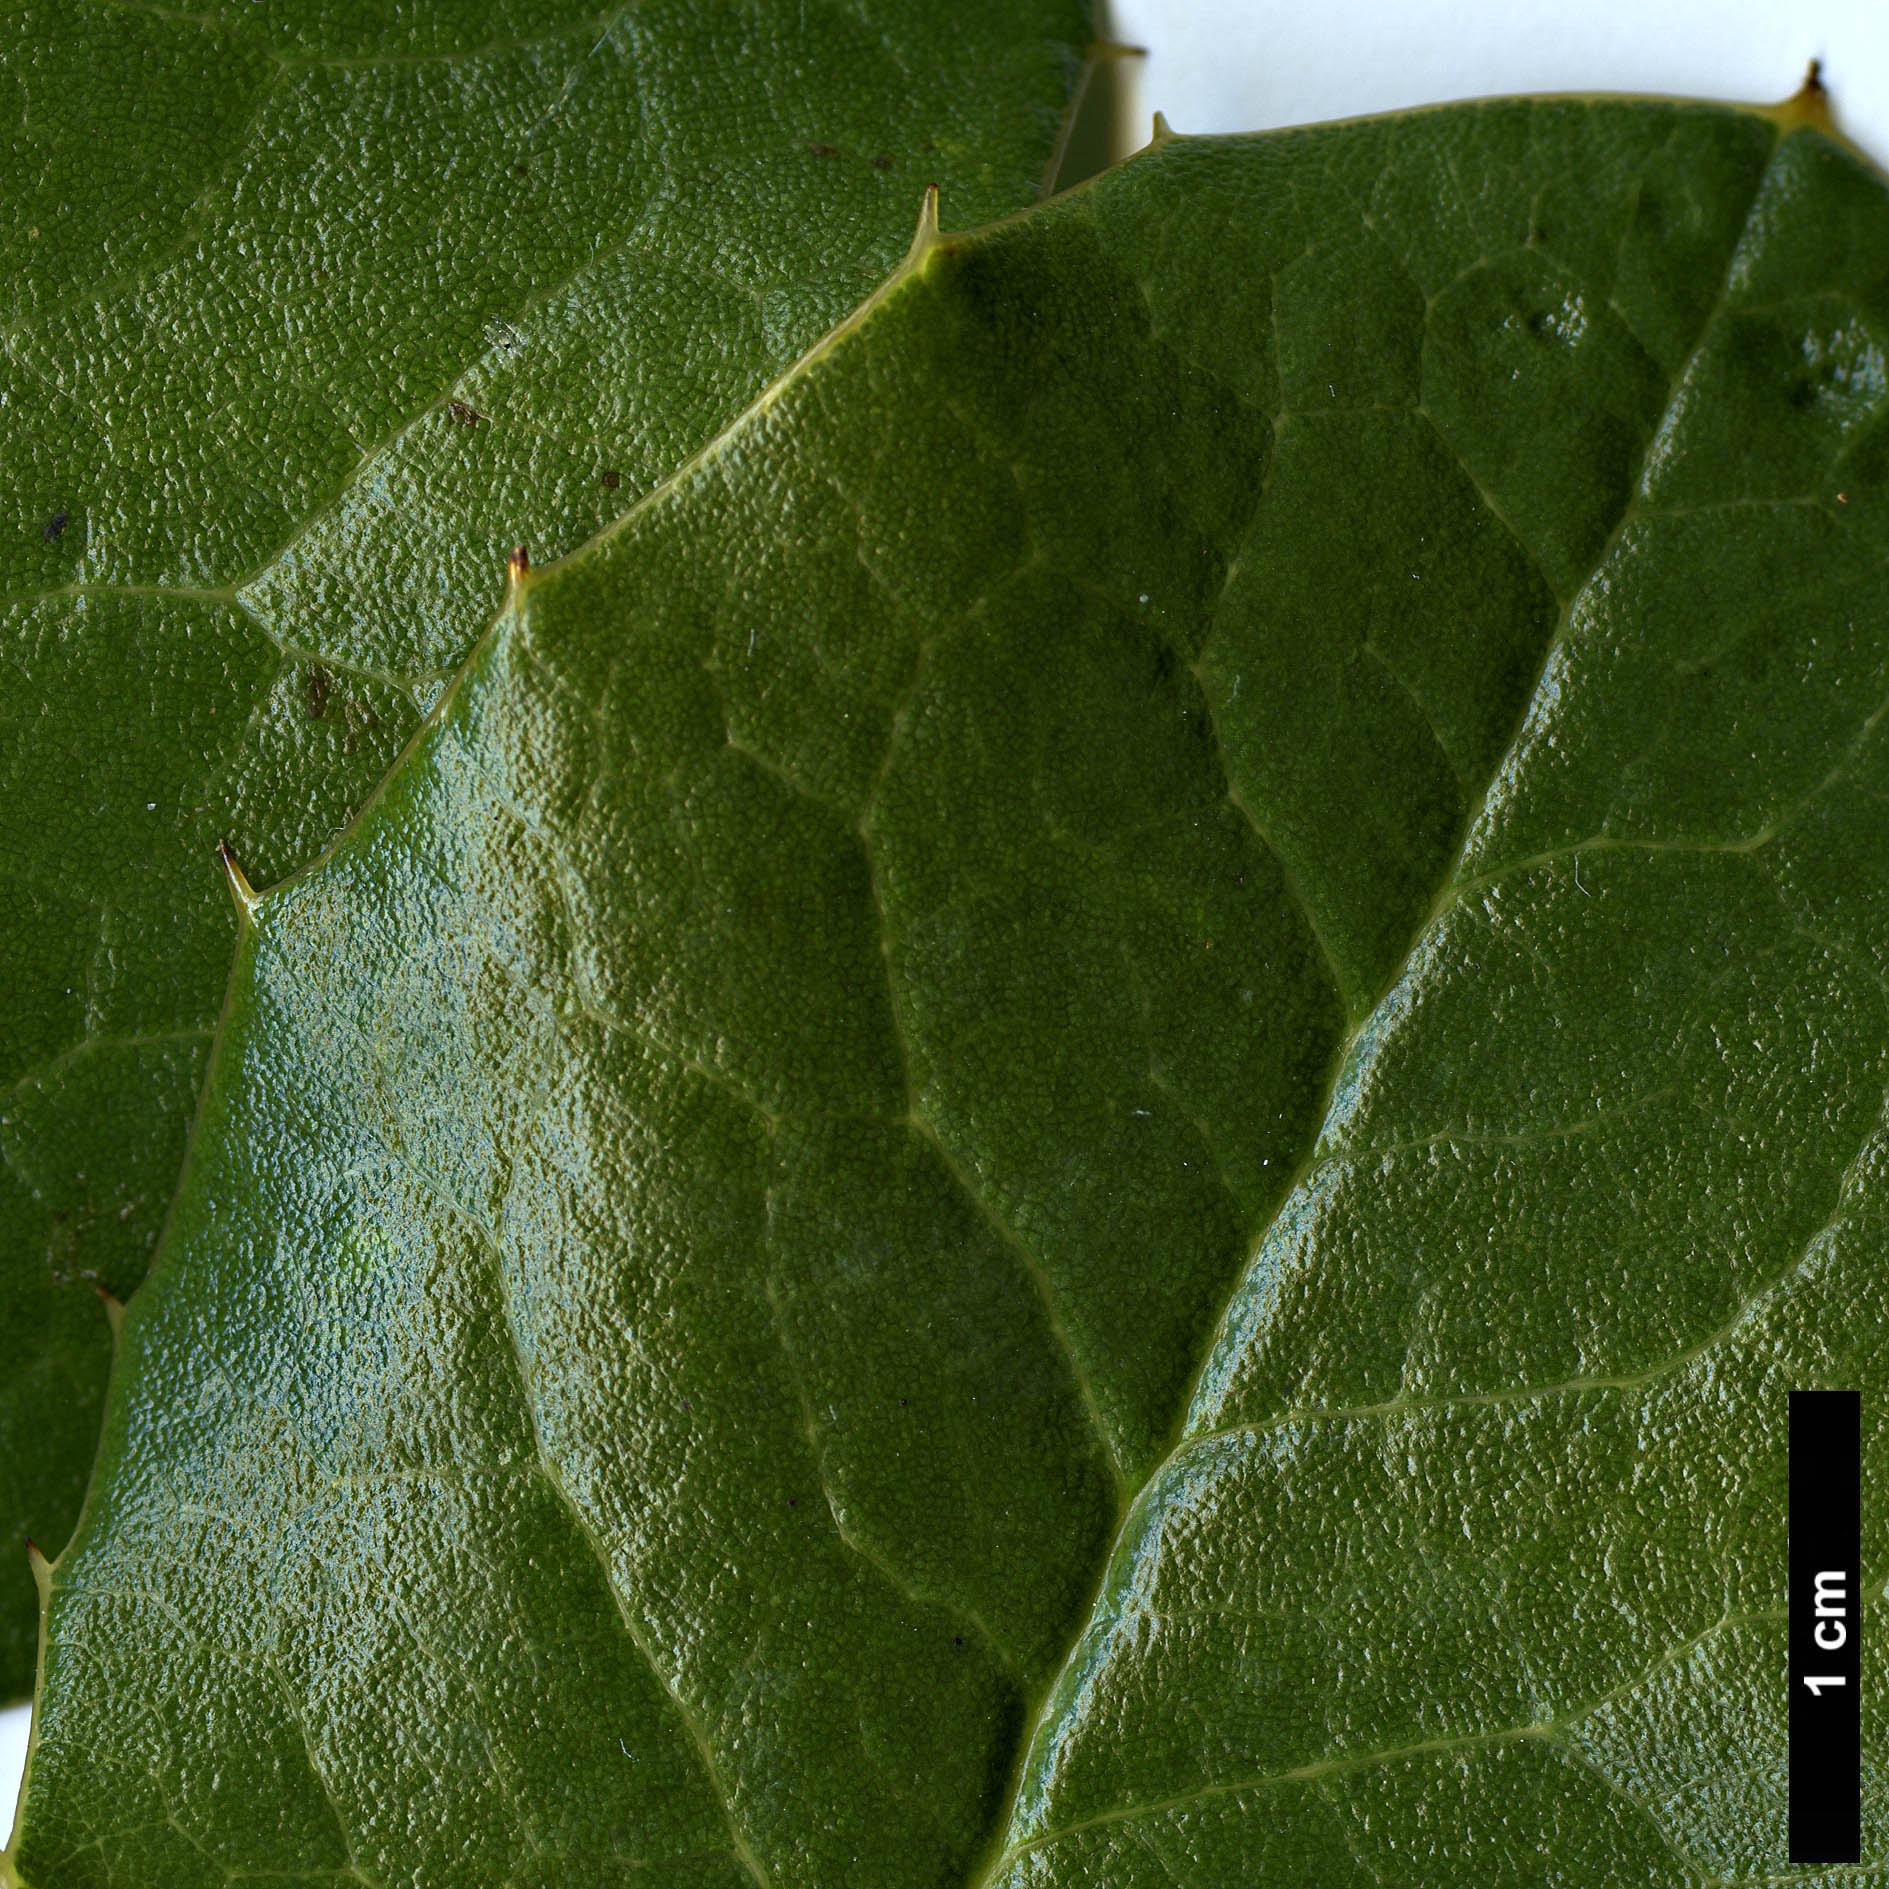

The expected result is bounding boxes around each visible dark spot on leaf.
[788,1498,798,1507]
[953,1637,963,1647]
[809,141,840,159]
[446,400,483,426]
[602,468,622,490]
[873,153,893,172]
[41,512,68,543]
[511,162,529,178]
[305,665,332,720]
[1152,644,1175,683]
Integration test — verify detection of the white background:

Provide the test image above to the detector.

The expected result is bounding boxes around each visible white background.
[1111,0,1889,158]
[6,0,1889,1852]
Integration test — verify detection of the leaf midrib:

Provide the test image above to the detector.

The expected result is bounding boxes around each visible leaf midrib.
[964,110,1791,1887]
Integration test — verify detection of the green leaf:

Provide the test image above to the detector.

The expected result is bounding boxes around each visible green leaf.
[11,88,1885,1886]
[0,0,1093,1701]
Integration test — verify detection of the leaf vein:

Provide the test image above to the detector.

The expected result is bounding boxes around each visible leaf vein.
[980,121,1791,1879]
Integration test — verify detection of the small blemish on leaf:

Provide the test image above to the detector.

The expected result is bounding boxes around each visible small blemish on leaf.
[602,468,622,490]
[809,141,840,159]
[42,512,68,543]
[873,153,893,172]
[1524,293,1588,347]
[305,665,333,720]
[1785,316,1887,423]
[44,1203,98,1286]
[446,400,483,426]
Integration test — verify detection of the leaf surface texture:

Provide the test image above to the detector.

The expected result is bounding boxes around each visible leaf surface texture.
[12,94,1889,1887]
[0,0,1092,1698]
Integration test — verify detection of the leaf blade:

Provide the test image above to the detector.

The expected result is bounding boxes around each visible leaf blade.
[994,111,1889,1886]
[15,92,1887,1888]
[0,0,1094,1700]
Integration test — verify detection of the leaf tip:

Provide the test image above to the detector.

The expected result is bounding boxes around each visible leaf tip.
[509,543,531,584]
[217,840,257,918]
[1150,110,1176,145]
[95,1285,124,1341]
[25,1539,50,1599]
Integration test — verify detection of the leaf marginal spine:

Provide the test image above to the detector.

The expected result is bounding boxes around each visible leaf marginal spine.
[217,840,257,919]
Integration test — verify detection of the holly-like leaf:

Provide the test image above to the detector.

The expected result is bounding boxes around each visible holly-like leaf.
[9,88,1886,1886]
[0,0,1094,1701]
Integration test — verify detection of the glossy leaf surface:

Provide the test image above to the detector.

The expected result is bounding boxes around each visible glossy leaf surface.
[0,0,1091,1698]
[13,93,1889,1886]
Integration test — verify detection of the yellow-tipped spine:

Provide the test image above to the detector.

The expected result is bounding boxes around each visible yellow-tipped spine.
[217,840,256,919]
[907,184,941,266]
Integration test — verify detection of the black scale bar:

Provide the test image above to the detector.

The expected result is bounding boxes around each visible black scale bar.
[1790,1389,1861,1863]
